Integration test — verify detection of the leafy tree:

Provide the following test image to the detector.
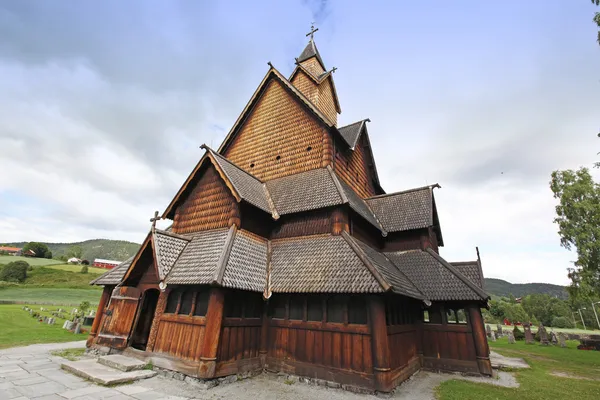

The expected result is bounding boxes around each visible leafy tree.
[67,245,83,259]
[79,301,90,317]
[594,0,600,44]
[22,242,51,259]
[44,250,52,259]
[503,303,529,324]
[513,325,525,340]
[0,261,29,283]
[80,265,88,274]
[551,316,573,328]
[521,294,572,326]
[550,168,600,293]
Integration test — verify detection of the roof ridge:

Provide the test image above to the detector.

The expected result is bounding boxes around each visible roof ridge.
[425,248,489,301]
[213,225,237,285]
[262,182,279,219]
[341,232,391,292]
[366,184,441,200]
[326,165,348,204]
[203,145,265,184]
[153,228,192,242]
[450,260,479,266]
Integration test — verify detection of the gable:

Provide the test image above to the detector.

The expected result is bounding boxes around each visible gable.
[317,77,338,125]
[334,133,378,198]
[223,78,328,181]
[290,70,318,105]
[172,163,240,234]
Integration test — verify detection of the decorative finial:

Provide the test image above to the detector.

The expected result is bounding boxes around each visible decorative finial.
[331,67,338,73]
[150,211,160,231]
[306,23,319,40]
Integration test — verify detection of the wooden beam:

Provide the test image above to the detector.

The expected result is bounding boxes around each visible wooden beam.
[87,286,112,347]
[146,290,169,352]
[368,295,392,392]
[468,305,493,376]
[198,288,225,378]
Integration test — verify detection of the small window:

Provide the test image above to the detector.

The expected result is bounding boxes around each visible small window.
[306,146,312,152]
[270,295,286,319]
[326,295,346,323]
[423,310,430,323]
[250,162,255,168]
[275,155,281,161]
[289,296,304,320]
[244,294,263,318]
[307,296,323,322]
[225,298,243,318]
[178,290,194,315]
[165,290,180,314]
[446,309,458,324]
[457,309,468,324]
[348,297,367,324]
[193,290,209,316]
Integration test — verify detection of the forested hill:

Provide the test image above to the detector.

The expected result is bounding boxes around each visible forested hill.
[484,278,568,300]
[6,239,140,262]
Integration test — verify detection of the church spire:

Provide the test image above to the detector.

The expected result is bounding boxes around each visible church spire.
[297,24,326,71]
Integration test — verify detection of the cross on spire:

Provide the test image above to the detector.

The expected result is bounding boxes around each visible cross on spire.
[306,23,319,40]
[150,211,160,230]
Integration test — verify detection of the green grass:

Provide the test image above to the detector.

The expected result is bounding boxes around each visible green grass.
[50,348,86,361]
[0,304,88,349]
[42,263,107,275]
[23,267,102,288]
[0,255,63,266]
[0,288,101,305]
[437,337,600,400]
[487,323,600,335]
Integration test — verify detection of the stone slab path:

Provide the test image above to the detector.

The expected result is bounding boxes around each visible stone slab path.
[0,342,518,400]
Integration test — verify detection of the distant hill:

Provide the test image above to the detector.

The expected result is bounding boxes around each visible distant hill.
[6,239,140,263]
[484,278,568,300]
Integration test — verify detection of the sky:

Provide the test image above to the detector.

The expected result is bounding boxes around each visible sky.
[0,1,598,285]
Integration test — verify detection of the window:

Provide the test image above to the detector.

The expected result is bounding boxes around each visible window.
[446,309,458,324]
[193,289,209,316]
[326,295,346,323]
[423,310,430,323]
[307,296,323,322]
[270,295,286,319]
[165,290,180,314]
[178,290,194,315]
[348,297,367,324]
[244,294,263,318]
[457,309,468,324]
[275,155,281,161]
[289,296,304,320]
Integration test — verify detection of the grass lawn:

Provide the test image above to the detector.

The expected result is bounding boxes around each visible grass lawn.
[0,255,63,266]
[0,287,102,305]
[44,263,107,274]
[486,323,600,335]
[24,266,103,288]
[437,337,600,399]
[0,304,88,349]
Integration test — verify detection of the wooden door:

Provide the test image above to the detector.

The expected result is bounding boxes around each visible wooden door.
[96,286,141,349]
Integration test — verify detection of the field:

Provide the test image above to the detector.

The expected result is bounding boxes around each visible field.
[0,304,88,349]
[0,255,63,266]
[438,337,600,399]
[44,263,108,274]
[0,287,102,305]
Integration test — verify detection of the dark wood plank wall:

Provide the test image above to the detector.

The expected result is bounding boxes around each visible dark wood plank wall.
[96,287,141,349]
[382,230,427,252]
[240,203,272,238]
[172,165,240,234]
[224,79,327,181]
[350,213,382,248]
[218,319,262,362]
[271,209,333,239]
[334,135,376,199]
[385,297,420,371]
[153,314,207,361]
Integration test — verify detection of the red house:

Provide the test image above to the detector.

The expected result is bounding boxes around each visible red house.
[93,258,122,269]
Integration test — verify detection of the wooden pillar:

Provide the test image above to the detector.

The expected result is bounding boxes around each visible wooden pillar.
[259,301,269,367]
[331,207,349,235]
[198,288,225,378]
[368,295,392,392]
[86,286,112,347]
[468,305,493,376]
[146,289,168,352]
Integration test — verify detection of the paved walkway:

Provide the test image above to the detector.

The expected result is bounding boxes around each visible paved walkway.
[0,342,518,400]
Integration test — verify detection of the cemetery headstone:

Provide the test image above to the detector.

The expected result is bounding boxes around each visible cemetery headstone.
[491,332,496,342]
[524,323,534,344]
[550,331,558,345]
[83,316,95,326]
[73,323,81,335]
[496,324,503,336]
[559,333,567,348]
[64,320,74,330]
[486,325,492,338]
[508,331,515,344]
[47,318,55,325]
[538,324,549,345]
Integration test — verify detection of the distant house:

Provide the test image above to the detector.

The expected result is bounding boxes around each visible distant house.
[0,246,21,255]
[93,258,122,269]
[67,257,82,264]
[22,249,36,257]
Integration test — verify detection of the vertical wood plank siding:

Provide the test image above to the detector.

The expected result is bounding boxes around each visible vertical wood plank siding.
[172,165,240,234]
[218,320,262,362]
[387,326,418,370]
[271,209,333,239]
[334,135,376,198]
[153,316,207,361]
[224,80,327,181]
[96,287,141,349]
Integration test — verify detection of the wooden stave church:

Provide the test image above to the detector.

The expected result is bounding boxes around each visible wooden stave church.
[88,34,492,393]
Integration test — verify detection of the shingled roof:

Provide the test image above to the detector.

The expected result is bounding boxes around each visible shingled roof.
[338,120,368,150]
[153,230,190,280]
[451,261,485,291]
[385,248,488,301]
[297,39,326,69]
[366,186,438,233]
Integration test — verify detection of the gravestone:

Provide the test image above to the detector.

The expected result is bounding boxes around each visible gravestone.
[491,332,496,342]
[486,325,492,338]
[83,316,95,326]
[524,323,534,344]
[550,331,558,345]
[64,320,74,330]
[538,324,549,345]
[558,333,567,348]
[508,331,515,344]
[496,324,503,336]
[73,323,81,335]
[47,317,55,325]
[62,321,69,329]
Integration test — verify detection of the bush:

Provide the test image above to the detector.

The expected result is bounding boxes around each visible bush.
[0,281,19,289]
[80,265,88,274]
[513,325,525,340]
[0,261,29,283]
[551,316,573,329]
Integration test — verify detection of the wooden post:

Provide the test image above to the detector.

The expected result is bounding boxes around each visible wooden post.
[331,207,349,235]
[468,305,493,376]
[368,295,392,392]
[146,289,168,352]
[259,301,269,367]
[87,286,112,347]
[198,288,225,378]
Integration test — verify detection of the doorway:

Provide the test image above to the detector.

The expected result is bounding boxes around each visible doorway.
[130,289,160,350]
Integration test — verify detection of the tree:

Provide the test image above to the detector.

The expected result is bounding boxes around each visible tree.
[0,261,29,283]
[503,303,529,324]
[80,265,88,274]
[550,168,600,293]
[22,242,51,259]
[594,0,600,45]
[67,245,83,259]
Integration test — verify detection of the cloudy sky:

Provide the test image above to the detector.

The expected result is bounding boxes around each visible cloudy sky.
[0,1,598,285]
